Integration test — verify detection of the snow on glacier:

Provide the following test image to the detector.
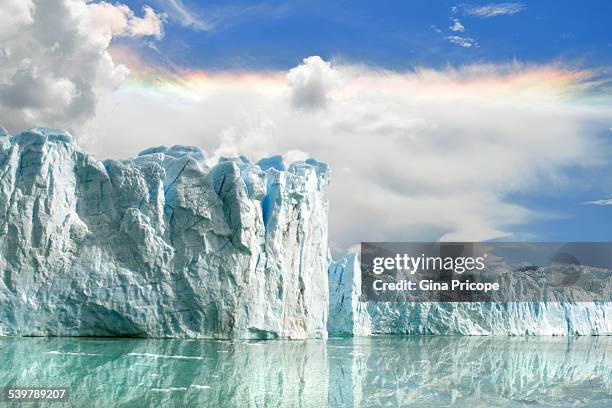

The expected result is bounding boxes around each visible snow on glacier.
[0,128,329,339]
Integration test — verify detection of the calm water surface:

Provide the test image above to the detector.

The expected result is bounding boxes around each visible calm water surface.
[0,336,610,407]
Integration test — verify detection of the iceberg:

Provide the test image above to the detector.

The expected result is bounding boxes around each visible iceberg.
[0,128,330,339]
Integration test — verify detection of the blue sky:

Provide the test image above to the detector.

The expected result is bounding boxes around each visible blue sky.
[119,0,612,71]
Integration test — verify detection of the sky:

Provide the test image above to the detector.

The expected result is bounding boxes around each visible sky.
[1,0,612,255]
[127,0,612,70]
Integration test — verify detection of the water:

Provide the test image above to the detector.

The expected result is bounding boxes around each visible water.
[0,336,610,407]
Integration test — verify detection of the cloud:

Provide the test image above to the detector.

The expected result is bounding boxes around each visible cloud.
[449,18,465,32]
[78,58,612,254]
[0,0,35,42]
[463,3,525,18]
[88,2,166,40]
[446,35,477,48]
[287,56,340,109]
[158,1,295,33]
[0,0,165,134]
[582,199,612,205]
[436,8,474,48]
[159,0,211,31]
[129,6,166,38]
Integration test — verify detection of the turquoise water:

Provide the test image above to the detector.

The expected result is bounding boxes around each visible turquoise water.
[0,336,610,407]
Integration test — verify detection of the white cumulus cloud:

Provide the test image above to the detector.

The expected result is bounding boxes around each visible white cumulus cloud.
[89,2,166,40]
[0,0,165,133]
[0,0,35,42]
[287,56,340,110]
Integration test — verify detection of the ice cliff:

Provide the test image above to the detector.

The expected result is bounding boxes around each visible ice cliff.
[328,254,612,336]
[0,128,330,339]
[1,127,610,339]
[327,254,371,336]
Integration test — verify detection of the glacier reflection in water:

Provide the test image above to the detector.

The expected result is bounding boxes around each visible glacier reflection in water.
[0,336,610,407]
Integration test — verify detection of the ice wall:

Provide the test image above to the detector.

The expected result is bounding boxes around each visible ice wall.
[0,128,330,339]
[1,126,609,339]
[331,253,612,336]
[327,254,371,336]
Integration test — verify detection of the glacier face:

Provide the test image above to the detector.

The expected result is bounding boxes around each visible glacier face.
[367,301,612,335]
[1,127,610,339]
[0,128,330,339]
[330,254,612,336]
[327,254,371,336]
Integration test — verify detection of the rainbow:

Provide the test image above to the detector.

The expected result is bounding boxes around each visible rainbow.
[110,47,610,107]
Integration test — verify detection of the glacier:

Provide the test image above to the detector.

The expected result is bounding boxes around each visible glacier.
[327,254,371,336]
[0,128,329,339]
[1,127,610,339]
[329,253,612,336]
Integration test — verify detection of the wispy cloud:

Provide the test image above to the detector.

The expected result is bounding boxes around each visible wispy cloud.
[449,18,465,32]
[160,0,212,31]
[159,0,295,32]
[446,35,477,48]
[582,199,612,205]
[439,3,522,47]
[435,7,474,48]
[463,3,525,18]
